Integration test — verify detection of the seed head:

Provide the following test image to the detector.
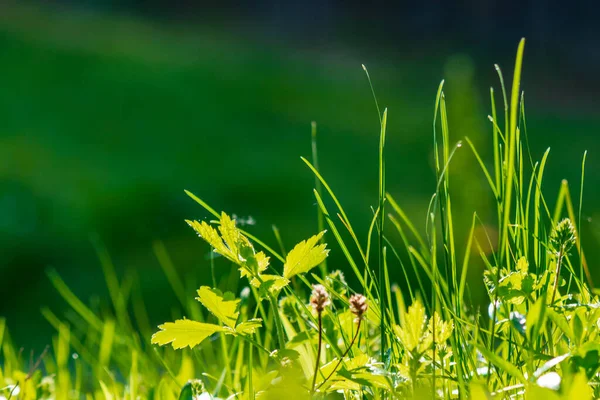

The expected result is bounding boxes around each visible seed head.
[550,218,576,254]
[310,284,330,314]
[349,294,368,322]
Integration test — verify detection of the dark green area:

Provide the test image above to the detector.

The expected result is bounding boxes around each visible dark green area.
[1,3,598,349]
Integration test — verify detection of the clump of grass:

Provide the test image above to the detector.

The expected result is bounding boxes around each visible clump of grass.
[1,38,599,400]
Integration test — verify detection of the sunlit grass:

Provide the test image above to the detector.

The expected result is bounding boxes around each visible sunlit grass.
[2,39,599,399]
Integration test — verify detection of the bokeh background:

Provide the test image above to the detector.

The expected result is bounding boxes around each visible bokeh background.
[2,1,599,349]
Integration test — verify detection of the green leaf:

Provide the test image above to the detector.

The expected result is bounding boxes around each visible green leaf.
[235,319,263,335]
[527,295,547,342]
[547,309,574,340]
[565,373,592,399]
[526,384,561,400]
[186,219,236,262]
[177,382,194,400]
[238,246,270,279]
[394,300,429,353]
[218,213,239,252]
[250,274,289,295]
[283,231,329,279]
[469,381,492,400]
[151,319,227,349]
[196,286,240,328]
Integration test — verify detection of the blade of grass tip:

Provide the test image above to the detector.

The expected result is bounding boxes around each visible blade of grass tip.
[362,64,382,123]
[378,109,388,363]
[500,38,525,266]
[494,64,509,165]
[311,121,327,278]
[185,190,220,219]
[490,88,502,198]
[153,241,188,311]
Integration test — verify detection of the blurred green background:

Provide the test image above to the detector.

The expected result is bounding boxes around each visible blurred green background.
[1,1,599,349]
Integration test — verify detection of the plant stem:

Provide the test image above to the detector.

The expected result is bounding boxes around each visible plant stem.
[311,313,323,394]
[317,319,362,390]
[551,247,564,304]
[269,294,286,350]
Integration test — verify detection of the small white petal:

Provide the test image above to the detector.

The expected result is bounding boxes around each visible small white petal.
[537,372,561,390]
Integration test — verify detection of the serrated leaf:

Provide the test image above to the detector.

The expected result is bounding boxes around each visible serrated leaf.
[240,251,270,279]
[186,219,236,262]
[250,274,289,294]
[196,286,239,328]
[395,300,429,353]
[235,319,263,335]
[218,212,242,260]
[151,319,227,349]
[283,231,329,279]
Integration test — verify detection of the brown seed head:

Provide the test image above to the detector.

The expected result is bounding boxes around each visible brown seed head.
[310,284,331,314]
[349,294,368,322]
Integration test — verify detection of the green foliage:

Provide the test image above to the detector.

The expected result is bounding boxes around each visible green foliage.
[196,286,240,328]
[283,231,329,279]
[2,38,600,400]
[151,320,228,350]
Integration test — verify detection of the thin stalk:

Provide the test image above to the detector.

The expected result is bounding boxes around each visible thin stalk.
[378,109,388,364]
[311,313,323,394]
[311,121,327,278]
[551,247,565,304]
[317,319,362,390]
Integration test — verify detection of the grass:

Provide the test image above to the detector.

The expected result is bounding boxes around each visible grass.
[2,2,600,350]
[2,38,600,399]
